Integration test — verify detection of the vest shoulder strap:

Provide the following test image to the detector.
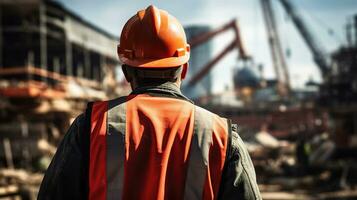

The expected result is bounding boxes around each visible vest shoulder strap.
[184,105,231,199]
[193,105,232,167]
[88,96,127,200]
[193,106,231,149]
[106,96,127,199]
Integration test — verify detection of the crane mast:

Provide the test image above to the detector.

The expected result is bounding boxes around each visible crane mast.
[260,0,291,95]
[279,0,330,77]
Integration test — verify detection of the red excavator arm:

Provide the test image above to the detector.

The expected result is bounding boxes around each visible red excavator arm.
[187,19,250,86]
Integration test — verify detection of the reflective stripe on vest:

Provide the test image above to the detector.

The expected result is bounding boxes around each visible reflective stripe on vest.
[89,100,107,200]
[89,94,228,200]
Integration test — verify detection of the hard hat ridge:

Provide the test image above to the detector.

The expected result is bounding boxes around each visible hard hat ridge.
[141,5,163,35]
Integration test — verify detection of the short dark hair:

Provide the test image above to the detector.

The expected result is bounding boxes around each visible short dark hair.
[123,64,182,85]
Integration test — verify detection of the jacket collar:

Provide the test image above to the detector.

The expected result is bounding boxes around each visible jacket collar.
[130,82,193,103]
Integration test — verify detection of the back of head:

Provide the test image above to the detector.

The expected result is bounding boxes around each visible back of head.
[122,64,183,86]
[117,5,190,85]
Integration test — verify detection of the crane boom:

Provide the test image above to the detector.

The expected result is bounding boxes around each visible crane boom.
[187,19,250,86]
[279,0,330,77]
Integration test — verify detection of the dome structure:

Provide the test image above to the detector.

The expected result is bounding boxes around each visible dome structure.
[233,67,260,89]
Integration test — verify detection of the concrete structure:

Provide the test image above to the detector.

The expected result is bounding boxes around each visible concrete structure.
[0,0,124,175]
[183,25,213,99]
[0,0,120,100]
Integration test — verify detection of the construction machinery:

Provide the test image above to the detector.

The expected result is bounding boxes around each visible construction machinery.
[186,19,251,87]
[272,0,357,147]
[278,0,330,77]
[256,0,357,196]
[184,19,264,103]
[260,0,291,97]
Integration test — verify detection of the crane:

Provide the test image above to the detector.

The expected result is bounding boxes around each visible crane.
[260,0,291,96]
[274,0,357,148]
[278,0,330,77]
[186,19,250,87]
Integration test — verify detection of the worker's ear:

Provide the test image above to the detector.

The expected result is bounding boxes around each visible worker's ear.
[181,63,188,80]
[121,65,132,82]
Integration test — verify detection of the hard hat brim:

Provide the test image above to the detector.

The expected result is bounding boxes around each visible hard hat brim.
[119,54,190,68]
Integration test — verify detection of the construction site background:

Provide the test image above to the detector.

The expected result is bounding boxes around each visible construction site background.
[0,0,356,199]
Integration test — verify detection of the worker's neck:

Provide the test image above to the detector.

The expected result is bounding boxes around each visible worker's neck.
[131,80,181,91]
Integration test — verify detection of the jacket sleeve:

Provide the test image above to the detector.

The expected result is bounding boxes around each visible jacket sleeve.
[218,126,262,200]
[37,113,89,200]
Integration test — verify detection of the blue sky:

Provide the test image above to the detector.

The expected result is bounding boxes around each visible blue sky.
[58,0,357,92]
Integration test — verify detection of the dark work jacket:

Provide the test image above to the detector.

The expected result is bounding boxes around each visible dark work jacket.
[37,83,261,200]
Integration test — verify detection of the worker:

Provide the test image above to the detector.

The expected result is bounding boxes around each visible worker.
[38,5,261,200]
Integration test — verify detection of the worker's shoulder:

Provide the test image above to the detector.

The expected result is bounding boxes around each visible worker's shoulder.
[230,128,249,158]
[194,104,228,121]
[194,105,249,159]
[87,96,128,110]
[194,105,233,133]
[58,113,87,149]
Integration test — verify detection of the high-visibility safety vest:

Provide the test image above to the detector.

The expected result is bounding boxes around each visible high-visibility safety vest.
[89,94,231,200]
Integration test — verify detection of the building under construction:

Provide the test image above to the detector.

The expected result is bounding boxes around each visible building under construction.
[0,1,128,195]
[0,0,120,99]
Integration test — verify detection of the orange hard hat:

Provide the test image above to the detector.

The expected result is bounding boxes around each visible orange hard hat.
[117,5,190,68]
